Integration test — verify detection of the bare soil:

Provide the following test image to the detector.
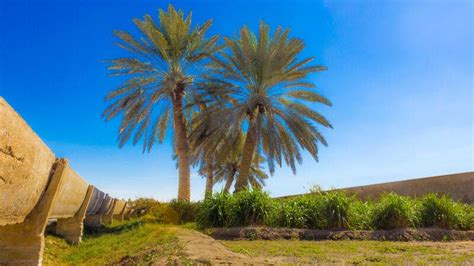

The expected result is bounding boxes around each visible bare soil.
[173,228,266,265]
[210,227,474,241]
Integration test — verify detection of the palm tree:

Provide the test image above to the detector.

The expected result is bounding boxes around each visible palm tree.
[193,148,215,197]
[190,21,332,192]
[102,5,221,201]
[214,153,269,193]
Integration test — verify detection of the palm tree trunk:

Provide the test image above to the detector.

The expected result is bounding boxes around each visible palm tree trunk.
[205,163,213,197]
[234,118,258,193]
[224,167,236,193]
[172,84,191,201]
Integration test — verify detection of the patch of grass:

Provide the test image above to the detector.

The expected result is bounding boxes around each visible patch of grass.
[221,240,474,264]
[43,220,181,265]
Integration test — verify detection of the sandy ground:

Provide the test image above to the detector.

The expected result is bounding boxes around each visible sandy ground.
[174,228,265,265]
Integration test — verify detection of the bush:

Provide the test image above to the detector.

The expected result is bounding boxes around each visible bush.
[347,200,374,230]
[232,190,272,226]
[266,192,357,230]
[459,205,474,230]
[419,194,461,229]
[319,191,353,229]
[196,190,472,231]
[168,199,199,224]
[129,198,161,218]
[372,193,419,229]
[128,198,199,224]
[197,191,235,228]
[268,198,308,228]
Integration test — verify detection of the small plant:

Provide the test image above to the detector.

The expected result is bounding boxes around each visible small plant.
[372,193,419,229]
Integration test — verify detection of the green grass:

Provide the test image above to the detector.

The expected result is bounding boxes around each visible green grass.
[43,220,182,265]
[221,240,474,264]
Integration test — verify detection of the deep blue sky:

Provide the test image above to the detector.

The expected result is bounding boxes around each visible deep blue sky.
[1,0,472,201]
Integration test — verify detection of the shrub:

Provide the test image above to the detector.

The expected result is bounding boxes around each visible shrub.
[459,204,474,230]
[268,198,308,228]
[372,193,419,229]
[129,198,161,217]
[232,190,272,226]
[347,200,374,230]
[196,191,235,228]
[319,191,352,229]
[168,199,199,224]
[419,194,462,229]
[150,203,180,223]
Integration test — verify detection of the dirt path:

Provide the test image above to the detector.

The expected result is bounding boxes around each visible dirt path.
[175,228,267,265]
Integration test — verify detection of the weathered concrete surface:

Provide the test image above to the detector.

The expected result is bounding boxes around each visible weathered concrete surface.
[56,185,93,244]
[0,97,56,226]
[86,187,106,216]
[102,199,126,225]
[112,200,126,215]
[84,215,102,228]
[280,172,474,203]
[84,195,114,227]
[50,163,89,219]
[112,202,127,222]
[0,159,65,265]
[123,206,133,220]
[97,195,114,215]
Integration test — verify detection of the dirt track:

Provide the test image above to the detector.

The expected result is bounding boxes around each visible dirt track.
[175,228,265,264]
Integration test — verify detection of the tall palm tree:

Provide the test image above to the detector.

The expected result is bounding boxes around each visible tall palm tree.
[102,5,221,201]
[191,21,332,192]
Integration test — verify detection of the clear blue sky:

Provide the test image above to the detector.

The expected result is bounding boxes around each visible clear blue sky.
[1,0,472,201]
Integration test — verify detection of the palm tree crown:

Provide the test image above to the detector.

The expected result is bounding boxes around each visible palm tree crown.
[191,21,332,192]
[102,5,221,200]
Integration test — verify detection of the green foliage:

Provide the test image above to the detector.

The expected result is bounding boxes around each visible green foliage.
[197,190,272,228]
[419,193,474,230]
[44,221,180,264]
[128,198,199,224]
[319,191,352,229]
[168,199,200,224]
[197,191,235,228]
[347,200,374,230]
[129,198,161,218]
[189,21,331,182]
[197,191,472,231]
[103,4,221,151]
[268,196,322,228]
[372,193,419,230]
[459,205,474,230]
[232,190,272,226]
